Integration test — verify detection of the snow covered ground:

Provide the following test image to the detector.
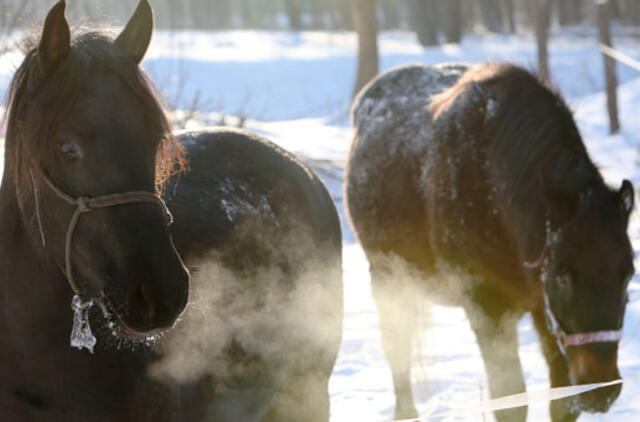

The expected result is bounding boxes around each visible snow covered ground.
[2,29,640,421]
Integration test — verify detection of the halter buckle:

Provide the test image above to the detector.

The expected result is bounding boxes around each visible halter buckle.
[76,197,92,213]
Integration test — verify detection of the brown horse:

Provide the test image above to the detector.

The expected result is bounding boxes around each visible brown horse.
[346,62,634,421]
[0,1,342,421]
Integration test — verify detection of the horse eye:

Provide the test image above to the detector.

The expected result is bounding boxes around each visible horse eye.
[57,142,83,160]
[556,274,571,287]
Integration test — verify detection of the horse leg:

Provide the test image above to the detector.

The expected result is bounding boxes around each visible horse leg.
[205,386,275,422]
[532,306,580,422]
[262,367,331,422]
[465,302,526,422]
[370,260,419,419]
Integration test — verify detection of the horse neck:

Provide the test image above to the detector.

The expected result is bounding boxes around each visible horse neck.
[508,192,548,266]
[0,169,72,345]
[494,164,552,267]
[499,159,602,267]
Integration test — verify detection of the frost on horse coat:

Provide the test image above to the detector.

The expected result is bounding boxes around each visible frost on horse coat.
[346,63,634,422]
[0,2,342,421]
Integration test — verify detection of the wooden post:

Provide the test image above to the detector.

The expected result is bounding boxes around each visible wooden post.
[351,0,379,98]
[410,0,438,47]
[532,0,551,85]
[597,0,620,134]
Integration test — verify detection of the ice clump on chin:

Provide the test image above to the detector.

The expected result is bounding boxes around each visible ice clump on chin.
[70,294,97,353]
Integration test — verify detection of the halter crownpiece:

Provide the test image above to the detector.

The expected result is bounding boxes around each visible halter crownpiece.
[33,171,173,295]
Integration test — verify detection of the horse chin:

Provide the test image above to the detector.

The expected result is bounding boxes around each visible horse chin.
[577,383,621,414]
[567,364,622,414]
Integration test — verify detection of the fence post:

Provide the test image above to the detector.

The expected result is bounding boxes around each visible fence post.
[532,0,551,85]
[597,0,620,134]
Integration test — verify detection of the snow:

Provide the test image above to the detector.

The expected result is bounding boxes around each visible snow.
[3,29,640,420]
[69,295,97,354]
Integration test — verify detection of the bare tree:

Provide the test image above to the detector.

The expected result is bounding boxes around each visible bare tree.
[284,0,302,30]
[500,0,516,33]
[532,0,551,84]
[478,0,504,32]
[379,0,400,29]
[212,0,233,29]
[409,0,438,46]
[0,0,31,55]
[557,0,582,25]
[441,0,461,43]
[351,0,379,98]
[330,0,352,30]
[598,0,620,134]
[615,0,640,26]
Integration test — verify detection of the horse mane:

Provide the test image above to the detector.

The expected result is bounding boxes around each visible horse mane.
[3,27,186,193]
[429,62,610,259]
[435,63,603,202]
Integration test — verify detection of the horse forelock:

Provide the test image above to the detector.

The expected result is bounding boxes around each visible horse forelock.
[3,27,186,193]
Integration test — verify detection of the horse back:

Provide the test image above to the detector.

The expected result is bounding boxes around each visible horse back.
[346,64,467,269]
[166,128,342,268]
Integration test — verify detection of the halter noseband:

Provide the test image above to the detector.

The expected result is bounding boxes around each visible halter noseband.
[524,243,623,356]
[33,171,173,296]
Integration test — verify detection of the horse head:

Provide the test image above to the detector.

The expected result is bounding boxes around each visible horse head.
[540,168,634,412]
[5,0,189,339]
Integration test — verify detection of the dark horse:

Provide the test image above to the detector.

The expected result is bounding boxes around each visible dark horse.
[346,62,634,421]
[0,1,342,421]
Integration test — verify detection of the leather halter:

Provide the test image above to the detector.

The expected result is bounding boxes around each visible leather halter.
[33,172,173,296]
[524,242,623,356]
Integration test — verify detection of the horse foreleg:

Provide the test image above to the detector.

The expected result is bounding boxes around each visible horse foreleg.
[532,306,580,422]
[262,368,331,422]
[371,263,419,420]
[465,303,526,422]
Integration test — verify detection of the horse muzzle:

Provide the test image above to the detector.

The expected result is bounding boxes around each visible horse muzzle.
[566,343,622,413]
[116,243,190,335]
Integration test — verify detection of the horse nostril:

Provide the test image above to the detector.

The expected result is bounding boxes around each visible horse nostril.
[134,283,155,322]
[123,255,189,333]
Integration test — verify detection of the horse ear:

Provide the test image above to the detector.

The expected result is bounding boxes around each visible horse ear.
[114,0,153,64]
[619,179,634,218]
[39,0,70,73]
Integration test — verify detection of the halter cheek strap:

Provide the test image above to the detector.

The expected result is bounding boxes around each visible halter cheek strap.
[33,172,173,296]
[524,246,623,355]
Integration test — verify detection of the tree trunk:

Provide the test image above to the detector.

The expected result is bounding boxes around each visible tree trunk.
[500,0,516,33]
[616,0,640,26]
[330,0,352,30]
[241,0,258,28]
[556,0,570,26]
[598,1,620,134]
[310,0,327,29]
[214,0,233,29]
[165,0,183,30]
[409,0,438,46]
[380,0,400,29]
[352,0,379,98]
[478,0,504,32]
[532,0,551,84]
[285,0,302,30]
[441,0,462,43]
